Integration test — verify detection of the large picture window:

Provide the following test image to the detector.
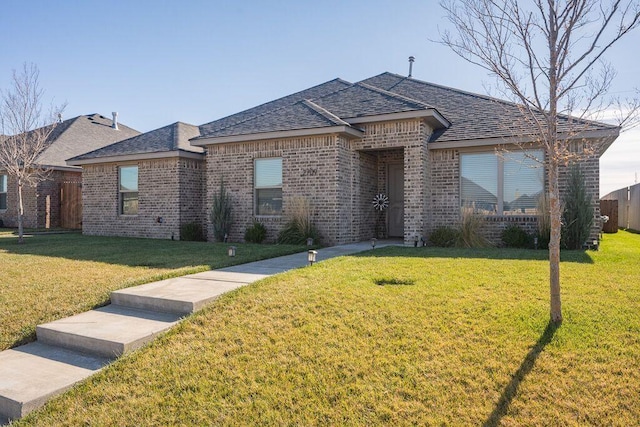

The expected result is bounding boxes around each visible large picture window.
[0,174,7,210]
[255,158,282,215]
[119,166,138,215]
[461,150,544,215]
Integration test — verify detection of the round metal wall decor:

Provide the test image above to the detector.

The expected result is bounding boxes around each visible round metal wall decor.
[372,193,389,211]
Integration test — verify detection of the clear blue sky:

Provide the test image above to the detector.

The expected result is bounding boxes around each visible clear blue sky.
[1,0,638,195]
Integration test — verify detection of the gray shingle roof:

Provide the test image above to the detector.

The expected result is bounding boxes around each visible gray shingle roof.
[35,114,140,167]
[69,122,201,162]
[197,72,616,144]
[361,72,616,142]
[198,78,352,137]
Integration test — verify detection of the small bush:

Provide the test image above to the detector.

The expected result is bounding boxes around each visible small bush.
[244,221,267,243]
[211,178,233,242]
[502,225,532,248]
[277,197,320,245]
[458,208,491,248]
[180,222,204,241]
[429,227,460,247]
[562,164,594,249]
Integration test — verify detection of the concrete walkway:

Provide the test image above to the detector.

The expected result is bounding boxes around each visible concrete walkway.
[0,240,399,424]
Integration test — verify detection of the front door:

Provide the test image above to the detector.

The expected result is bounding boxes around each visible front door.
[387,163,404,237]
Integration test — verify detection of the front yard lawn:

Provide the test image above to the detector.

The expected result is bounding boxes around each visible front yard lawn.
[15,231,640,426]
[0,230,307,350]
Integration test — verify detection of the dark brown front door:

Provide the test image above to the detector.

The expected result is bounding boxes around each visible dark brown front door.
[387,163,404,237]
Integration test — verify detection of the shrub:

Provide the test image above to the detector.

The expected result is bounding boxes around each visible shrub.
[277,197,320,244]
[458,208,491,248]
[180,222,205,241]
[210,178,233,242]
[428,227,460,247]
[244,221,267,244]
[502,225,532,248]
[562,164,594,249]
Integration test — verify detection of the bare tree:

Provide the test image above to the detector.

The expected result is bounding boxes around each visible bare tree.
[0,63,65,243]
[441,0,640,323]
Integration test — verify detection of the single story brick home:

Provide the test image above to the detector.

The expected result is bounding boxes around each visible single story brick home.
[68,72,618,245]
[68,122,203,239]
[0,113,139,229]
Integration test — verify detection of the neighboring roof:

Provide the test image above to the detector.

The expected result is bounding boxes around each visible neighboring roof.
[68,122,202,165]
[195,71,617,146]
[34,114,140,168]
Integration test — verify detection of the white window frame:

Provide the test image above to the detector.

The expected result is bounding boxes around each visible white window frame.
[0,174,7,210]
[460,149,544,215]
[119,165,139,216]
[254,158,283,216]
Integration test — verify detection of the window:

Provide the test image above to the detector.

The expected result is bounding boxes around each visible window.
[119,166,138,215]
[460,150,544,215]
[255,158,282,215]
[0,174,6,210]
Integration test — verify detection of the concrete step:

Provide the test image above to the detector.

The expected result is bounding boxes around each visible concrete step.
[111,274,259,315]
[0,342,109,422]
[36,305,181,358]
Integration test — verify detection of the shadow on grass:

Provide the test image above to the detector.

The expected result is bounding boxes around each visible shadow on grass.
[483,321,560,427]
[352,245,594,264]
[0,232,307,270]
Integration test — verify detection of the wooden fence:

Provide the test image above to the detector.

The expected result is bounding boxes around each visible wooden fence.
[601,182,640,232]
[60,181,82,229]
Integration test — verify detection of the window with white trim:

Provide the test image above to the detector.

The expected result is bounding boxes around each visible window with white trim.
[460,150,544,215]
[119,166,138,215]
[255,158,282,215]
[0,174,7,210]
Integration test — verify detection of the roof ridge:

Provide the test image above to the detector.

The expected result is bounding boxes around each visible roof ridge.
[373,72,617,129]
[301,99,350,126]
[375,72,548,113]
[355,81,433,110]
[203,80,354,136]
[198,78,353,136]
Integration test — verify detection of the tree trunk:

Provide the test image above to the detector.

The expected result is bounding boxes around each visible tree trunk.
[548,159,563,323]
[17,178,24,244]
[547,6,562,324]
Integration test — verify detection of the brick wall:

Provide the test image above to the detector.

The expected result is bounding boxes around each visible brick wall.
[205,135,344,244]
[204,119,434,245]
[82,157,203,239]
[0,170,81,229]
[428,149,460,232]
[0,175,37,228]
[352,119,432,243]
[427,143,603,246]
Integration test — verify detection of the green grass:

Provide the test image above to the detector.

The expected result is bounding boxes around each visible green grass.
[0,229,307,350]
[12,231,640,426]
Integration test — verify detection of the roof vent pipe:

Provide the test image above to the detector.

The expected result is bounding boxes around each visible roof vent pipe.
[57,113,63,123]
[112,112,118,130]
[408,56,415,78]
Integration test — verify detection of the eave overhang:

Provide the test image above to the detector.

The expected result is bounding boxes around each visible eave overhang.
[428,128,620,155]
[191,125,364,146]
[346,108,450,130]
[67,150,204,166]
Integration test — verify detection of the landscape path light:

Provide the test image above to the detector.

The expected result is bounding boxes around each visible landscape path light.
[308,250,318,266]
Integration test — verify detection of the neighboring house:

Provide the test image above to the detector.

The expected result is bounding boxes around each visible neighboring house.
[0,114,139,229]
[67,122,203,239]
[69,72,618,245]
